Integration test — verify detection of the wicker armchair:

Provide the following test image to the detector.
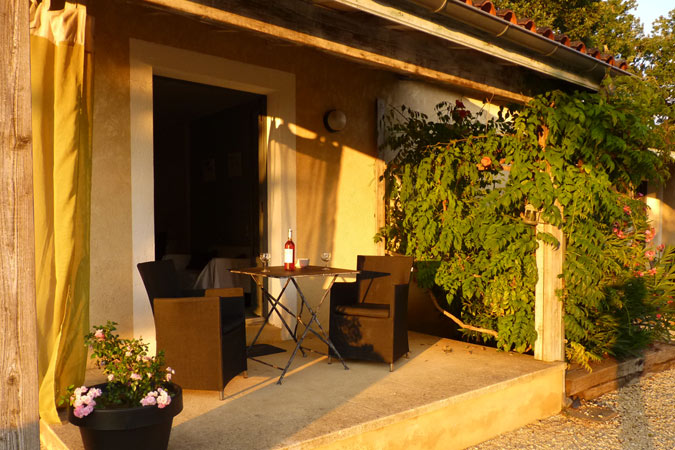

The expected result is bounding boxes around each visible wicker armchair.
[329,255,413,371]
[137,260,247,398]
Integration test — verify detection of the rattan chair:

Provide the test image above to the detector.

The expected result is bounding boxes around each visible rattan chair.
[138,260,247,399]
[329,255,413,371]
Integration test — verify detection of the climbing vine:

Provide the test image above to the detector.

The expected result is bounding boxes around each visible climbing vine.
[378,81,675,369]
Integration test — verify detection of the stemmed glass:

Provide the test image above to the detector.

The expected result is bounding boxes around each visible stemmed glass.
[320,252,331,270]
[260,253,271,272]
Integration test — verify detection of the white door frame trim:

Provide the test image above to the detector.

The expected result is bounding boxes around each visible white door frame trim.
[129,39,297,345]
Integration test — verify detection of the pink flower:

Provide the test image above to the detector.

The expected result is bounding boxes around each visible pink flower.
[140,392,158,407]
[636,271,644,277]
[87,388,102,399]
[656,314,662,319]
[94,329,105,340]
[156,388,171,409]
[165,373,172,382]
[73,404,95,418]
[623,205,631,215]
[130,373,142,381]
[645,250,655,261]
[658,244,665,251]
[73,386,88,397]
[648,268,657,276]
[70,385,100,417]
[645,228,655,243]
[166,367,175,374]
[481,156,492,167]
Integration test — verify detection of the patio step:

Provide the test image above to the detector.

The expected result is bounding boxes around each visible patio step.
[296,360,564,450]
[42,332,566,450]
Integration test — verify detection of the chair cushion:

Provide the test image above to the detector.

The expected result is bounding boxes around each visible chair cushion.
[334,303,390,318]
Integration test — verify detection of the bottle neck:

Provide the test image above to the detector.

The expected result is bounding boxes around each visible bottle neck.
[288,228,293,240]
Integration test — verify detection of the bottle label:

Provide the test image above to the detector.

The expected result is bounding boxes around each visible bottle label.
[284,249,294,264]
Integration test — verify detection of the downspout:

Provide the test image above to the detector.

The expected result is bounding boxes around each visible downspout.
[405,0,630,80]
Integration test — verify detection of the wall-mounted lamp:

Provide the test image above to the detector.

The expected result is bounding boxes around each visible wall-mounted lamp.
[323,109,347,132]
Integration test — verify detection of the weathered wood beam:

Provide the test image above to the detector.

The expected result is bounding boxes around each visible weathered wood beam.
[0,0,40,449]
[134,0,538,103]
[534,219,565,362]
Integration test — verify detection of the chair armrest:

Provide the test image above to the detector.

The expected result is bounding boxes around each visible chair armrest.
[205,288,245,319]
[330,282,358,307]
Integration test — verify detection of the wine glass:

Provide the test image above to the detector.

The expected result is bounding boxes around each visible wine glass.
[320,252,331,270]
[260,253,271,272]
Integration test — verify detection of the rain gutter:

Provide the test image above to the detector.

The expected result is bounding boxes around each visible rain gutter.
[327,0,632,91]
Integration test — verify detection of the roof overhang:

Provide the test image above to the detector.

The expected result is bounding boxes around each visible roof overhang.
[319,0,632,91]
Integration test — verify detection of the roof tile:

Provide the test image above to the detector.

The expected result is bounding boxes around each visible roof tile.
[453,0,626,71]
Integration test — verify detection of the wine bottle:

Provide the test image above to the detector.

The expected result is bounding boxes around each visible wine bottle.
[284,228,295,271]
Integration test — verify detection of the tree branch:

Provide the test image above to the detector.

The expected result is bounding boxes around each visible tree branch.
[428,291,499,338]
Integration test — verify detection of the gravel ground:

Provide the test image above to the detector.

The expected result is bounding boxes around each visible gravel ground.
[471,367,675,450]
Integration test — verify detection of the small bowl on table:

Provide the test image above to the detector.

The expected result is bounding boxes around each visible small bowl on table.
[296,258,310,269]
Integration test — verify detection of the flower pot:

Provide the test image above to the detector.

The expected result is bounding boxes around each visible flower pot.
[68,383,183,450]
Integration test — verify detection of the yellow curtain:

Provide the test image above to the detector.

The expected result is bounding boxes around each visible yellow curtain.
[30,0,93,424]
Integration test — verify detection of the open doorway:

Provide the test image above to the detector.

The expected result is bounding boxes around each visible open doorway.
[152,75,266,317]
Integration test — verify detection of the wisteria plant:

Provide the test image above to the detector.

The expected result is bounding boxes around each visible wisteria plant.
[378,85,675,370]
[62,322,176,418]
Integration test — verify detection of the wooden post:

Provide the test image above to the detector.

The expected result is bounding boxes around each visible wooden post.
[1,0,40,448]
[534,219,565,362]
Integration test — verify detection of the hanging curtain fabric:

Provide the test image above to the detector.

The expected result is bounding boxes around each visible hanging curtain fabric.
[30,0,93,424]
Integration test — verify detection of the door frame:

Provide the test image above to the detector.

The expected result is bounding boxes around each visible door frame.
[130,39,297,346]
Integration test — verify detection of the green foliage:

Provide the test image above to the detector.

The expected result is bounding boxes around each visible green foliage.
[379,88,675,367]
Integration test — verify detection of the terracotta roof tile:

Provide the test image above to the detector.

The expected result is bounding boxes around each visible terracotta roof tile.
[473,1,496,15]
[570,41,587,53]
[587,48,603,60]
[497,9,518,24]
[517,18,536,32]
[453,0,627,72]
[537,27,555,39]
[555,34,571,46]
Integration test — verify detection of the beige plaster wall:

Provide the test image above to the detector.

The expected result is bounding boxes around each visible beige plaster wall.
[87,0,524,335]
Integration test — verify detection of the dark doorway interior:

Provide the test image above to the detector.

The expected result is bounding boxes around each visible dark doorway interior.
[152,75,266,316]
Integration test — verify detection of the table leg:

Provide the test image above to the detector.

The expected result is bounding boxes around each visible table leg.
[247,276,305,356]
[289,277,349,370]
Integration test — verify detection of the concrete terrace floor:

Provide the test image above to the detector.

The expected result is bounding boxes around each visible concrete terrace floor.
[46,329,564,450]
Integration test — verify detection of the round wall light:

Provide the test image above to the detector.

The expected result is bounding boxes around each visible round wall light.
[323,109,347,132]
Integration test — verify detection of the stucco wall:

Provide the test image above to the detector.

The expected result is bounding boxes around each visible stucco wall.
[87,0,524,339]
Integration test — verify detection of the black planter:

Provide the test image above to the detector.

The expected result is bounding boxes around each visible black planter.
[68,383,183,450]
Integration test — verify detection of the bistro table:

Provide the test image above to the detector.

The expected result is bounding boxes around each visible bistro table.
[230,265,359,384]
